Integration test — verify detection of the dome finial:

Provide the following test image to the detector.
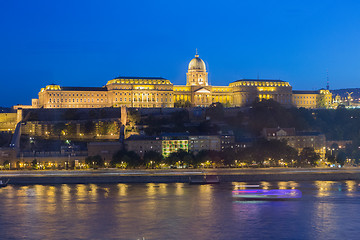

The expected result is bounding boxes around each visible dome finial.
[195,48,199,58]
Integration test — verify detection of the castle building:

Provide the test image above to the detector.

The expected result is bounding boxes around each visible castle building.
[293,89,332,109]
[14,52,331,110]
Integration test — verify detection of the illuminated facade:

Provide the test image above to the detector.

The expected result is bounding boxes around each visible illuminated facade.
[293,89,332,109]
[162,134,189,157]
[35,77,174,109]
[16,53,331,109]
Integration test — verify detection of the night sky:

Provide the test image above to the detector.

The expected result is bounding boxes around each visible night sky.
[1,0,360,107]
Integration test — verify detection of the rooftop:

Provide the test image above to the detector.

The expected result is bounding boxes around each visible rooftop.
[60,87,107,91]
[126,135,160,141]
[233,79,286,83]
[293,90,319,94]
[114,77,167,80]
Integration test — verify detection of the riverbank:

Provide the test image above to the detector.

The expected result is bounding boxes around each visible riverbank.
[1,168,360,184]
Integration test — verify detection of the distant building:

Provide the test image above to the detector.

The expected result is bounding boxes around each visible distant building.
[125,133,224,157]
[263,127,326,160]
[125,135,162,158]
[161,133,189,157]
[220,131,236,150]
[292,89,332,109]
[0,113,17,133]
[326,140,352,149]
[87,142,123,163]
[189,135,221,155]
[15,52,331,110]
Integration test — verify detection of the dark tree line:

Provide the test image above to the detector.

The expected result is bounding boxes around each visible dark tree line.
[107,139,320,169]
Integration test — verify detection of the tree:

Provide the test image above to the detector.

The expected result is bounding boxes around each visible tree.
[243,139,297,167]
[108,121,120,135]
[63,109,79,120]
[89,110,99,119]
[31,159,38,170]
[65,123,77,136]
[52,122,66,138]
[336,151,347,167]
[165,150,193,168]
[194,150,221,168]
[206,102,224,120]
[3,160,10,169]
[165,151,182,166]
[98,121,109,135]
[174,99,192,108]
[111,150,142,168]
[16,161,21,169]
[221,149,237,167]
[298,148,319,167]
[326,152,336,164]
[316,94,326,108]
[125,151,143,168]
[85,155,105,168]
[84,120,95,135]
[143,151,163,168]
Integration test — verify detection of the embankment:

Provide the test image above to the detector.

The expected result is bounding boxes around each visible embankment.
[2,168,360,184]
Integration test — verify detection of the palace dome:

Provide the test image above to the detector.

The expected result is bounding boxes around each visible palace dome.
[188,54,206,71]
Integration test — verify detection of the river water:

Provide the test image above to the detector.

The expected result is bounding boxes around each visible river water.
[0,181,359,240]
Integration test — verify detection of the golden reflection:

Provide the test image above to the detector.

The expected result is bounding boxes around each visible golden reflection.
[275,181,299,189]
[277,182,288,189]
[61,184,71,200]
[199,184,213,194]
[145,183,168,196]
[288,181,299,189]
[44,186,56,213]
[89,184,97,201]
[198,185,213,214]
[74,185,91,214]
[315,181,337,197]
[101,187,110,198]
[117,184,128,197]
[260,181,271,190]
[158,184,168,195]
[76,184,87,199]
[146,183,156,197]
[175,183,184,195]
[232,182,248,190]
[45,186,56,205]
[15,186,28,197]
[35,185,45,198]
[345,180,357,193]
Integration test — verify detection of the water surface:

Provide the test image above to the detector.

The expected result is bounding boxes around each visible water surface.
[0,181,359,239]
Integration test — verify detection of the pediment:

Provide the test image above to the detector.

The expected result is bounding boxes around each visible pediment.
[195,88,211,94]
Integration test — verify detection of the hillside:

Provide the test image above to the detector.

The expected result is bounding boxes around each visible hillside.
[331,88,360,99]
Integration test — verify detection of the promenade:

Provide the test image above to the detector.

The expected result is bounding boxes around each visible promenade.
[1,168,360,184]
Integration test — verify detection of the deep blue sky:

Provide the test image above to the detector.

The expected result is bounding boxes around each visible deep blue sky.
[1,0,360,107]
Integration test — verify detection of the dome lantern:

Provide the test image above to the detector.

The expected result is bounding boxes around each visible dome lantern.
[186,50,208,86]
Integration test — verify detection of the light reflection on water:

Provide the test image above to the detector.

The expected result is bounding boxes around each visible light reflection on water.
[1,181,360,239]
